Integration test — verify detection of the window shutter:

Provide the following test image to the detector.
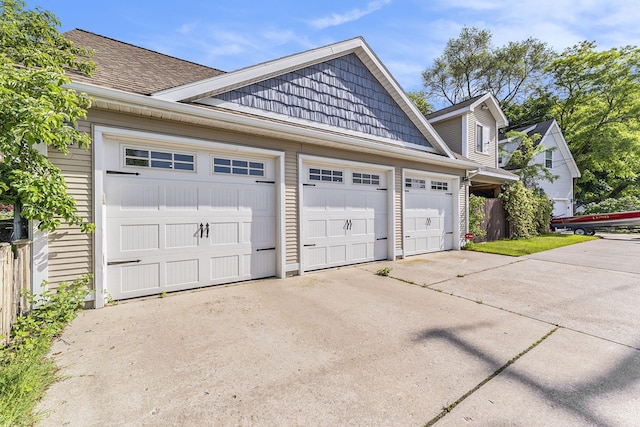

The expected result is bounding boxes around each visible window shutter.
[482,126,490,152]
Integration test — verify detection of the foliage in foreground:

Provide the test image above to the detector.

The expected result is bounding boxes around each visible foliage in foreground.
[0,0,95,232]
[464,234,597,257]
[581,196,640,215]
[0,275,90,426]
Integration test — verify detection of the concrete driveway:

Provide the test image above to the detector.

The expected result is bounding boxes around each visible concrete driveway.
[38,234,640,426]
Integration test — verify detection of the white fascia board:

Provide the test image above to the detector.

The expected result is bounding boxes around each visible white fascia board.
[71,82,478,171]
[427,107,472,124]
[198,98,441,155]
[430,93,508,129]
[475,168,520,182]
[153,38,365,102]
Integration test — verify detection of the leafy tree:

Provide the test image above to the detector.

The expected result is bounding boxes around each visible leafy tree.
[406,90,433,117]
[581,195,640,214]
[503,130,557,190]
[0,0,94,232]
[501,88,557,129]
[422,27,555,106]
[547,41,640,203]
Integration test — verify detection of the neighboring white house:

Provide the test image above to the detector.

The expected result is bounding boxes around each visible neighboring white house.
[499,119,580,217]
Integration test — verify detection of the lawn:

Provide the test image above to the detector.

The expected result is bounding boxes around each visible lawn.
[465,233,598,256]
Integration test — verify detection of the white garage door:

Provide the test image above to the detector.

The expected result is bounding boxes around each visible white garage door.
[404,173,455,256]
[302,162,389,271]
[105,142,277,300]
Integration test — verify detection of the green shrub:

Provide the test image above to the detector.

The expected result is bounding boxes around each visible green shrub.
[500,181,553,238]
[0,275,91,426]
[468,194,486,240]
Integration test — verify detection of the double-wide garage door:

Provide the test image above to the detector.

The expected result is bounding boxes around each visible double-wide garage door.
[105,140,277,300]
[302,160,390,271]
[403,172,455,256]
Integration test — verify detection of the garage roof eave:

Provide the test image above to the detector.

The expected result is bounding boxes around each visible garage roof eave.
[70,81,478,171]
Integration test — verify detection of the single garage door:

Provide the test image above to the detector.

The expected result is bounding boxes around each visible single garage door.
[403,173,455,256]
[105,141,277,300]
[302,161,389,271]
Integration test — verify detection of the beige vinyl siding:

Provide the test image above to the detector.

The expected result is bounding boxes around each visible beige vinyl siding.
[395,167,403,256]
[47,119,93,290]
[467,109,497,167]
[73,109,466,282]
[431,117,462,154]
[285,151,298,265]
[459,181,468,241]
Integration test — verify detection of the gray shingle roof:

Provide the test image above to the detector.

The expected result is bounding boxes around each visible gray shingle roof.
[62,29,224,95]
[425,94,486,120]
[499,119,554,141]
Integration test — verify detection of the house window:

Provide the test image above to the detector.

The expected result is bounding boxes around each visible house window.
[476,124,489,153]
[310,168,343,183]
[431,180,449,191]
[545,150,553,168]
[405,178,426,189]
[125,148,195,171]
[353,172,380,185]
[213,158,264,176]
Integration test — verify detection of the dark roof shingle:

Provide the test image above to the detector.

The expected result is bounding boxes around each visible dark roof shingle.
[425,94,486,120]
[62,29,224,95]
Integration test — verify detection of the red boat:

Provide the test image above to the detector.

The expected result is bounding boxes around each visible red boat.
[551,210,640,235]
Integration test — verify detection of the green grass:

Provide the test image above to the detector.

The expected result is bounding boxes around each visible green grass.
[464,233,598,256]
[0,276,90,426]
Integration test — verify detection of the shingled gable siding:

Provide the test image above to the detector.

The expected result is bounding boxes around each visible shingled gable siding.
[47,120,94,290]
[215,54,433,148]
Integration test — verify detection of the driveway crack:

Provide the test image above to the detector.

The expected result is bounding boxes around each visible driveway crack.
[423,328,558,427]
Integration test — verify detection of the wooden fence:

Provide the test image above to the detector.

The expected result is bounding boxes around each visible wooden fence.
[478,198,510,242]
[0,240,31,345]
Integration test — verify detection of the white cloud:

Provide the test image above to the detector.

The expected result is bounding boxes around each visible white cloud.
[309,0,391,29]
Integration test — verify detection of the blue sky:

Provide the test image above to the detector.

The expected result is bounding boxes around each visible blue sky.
[30,0,640,93]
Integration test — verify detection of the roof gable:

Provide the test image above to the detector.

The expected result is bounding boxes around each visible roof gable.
[499,119,580,178]
[202,54,433,148]
[427,93,508,128]
[62,29,224,95]
[153,37,453,156]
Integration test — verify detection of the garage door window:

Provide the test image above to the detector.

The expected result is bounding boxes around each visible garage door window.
[310,168,343,183]
[125,148,195,171]
[405,178,426,189]
[353,172,380,185]
[431,180,449,191]
[213,158,264,177]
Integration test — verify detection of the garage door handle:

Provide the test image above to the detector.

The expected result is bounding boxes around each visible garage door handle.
[303,183,316,187]
[199,223,204,238]
[255,180,275,184]
[376,237,387,240]
[376,188,387,191]
[257,247,276,252]
[304,244,316,247]
[107,259,141,266]
[205,223,209,238]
